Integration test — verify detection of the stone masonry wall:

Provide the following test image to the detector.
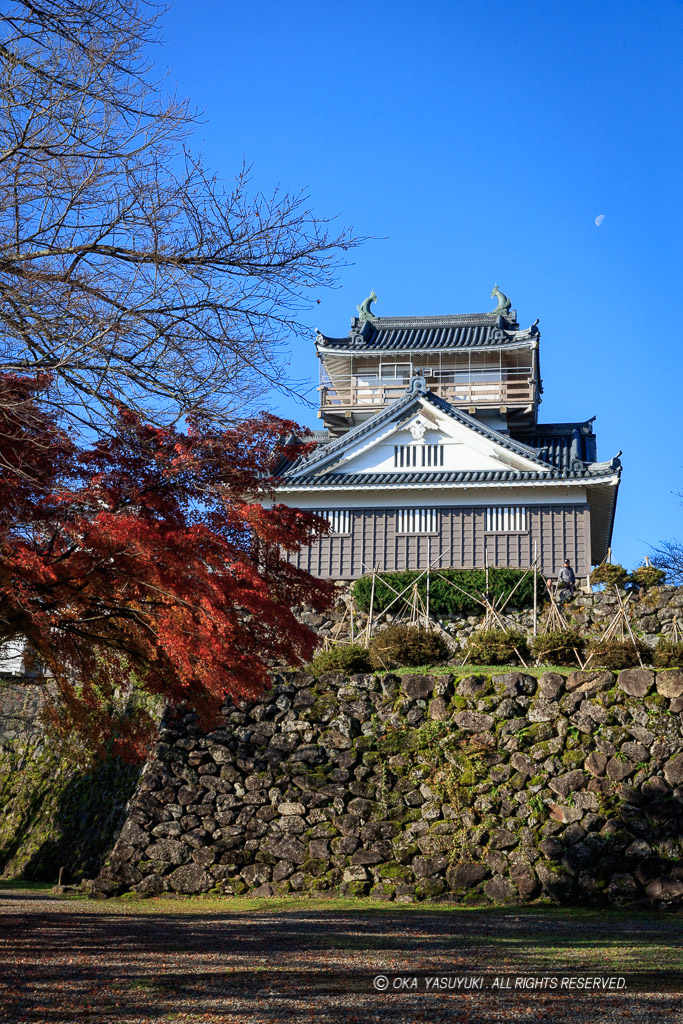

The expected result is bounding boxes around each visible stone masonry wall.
[0,681,140,882]
[96,667,683,906]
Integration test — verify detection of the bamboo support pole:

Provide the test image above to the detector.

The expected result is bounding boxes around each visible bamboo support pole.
[533,541,538,637]
[365,568,377,649]
[358,547,453,637]
[614,585,645,669]
[426,538,431,628]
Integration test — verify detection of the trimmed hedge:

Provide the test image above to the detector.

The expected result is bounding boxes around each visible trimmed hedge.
[351,568,543,618]
[586,637,649,670]
[630,566,666,590]
[590,563,629,589]
[465,629,529,666]
[652,637,683,668]
[530,629,585,667]
[309,644,373,676]
[368,625,451,671]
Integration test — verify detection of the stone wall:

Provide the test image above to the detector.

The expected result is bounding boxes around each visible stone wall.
[96,666,683,906]
[304,583,683,652]
[0,681,140,882]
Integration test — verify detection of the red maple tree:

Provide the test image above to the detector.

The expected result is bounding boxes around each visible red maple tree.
[0,373,331,758]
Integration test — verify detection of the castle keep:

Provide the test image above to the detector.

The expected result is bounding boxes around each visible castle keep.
[275,289,621,580]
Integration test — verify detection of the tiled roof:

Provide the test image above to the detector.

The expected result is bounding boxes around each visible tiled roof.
[278,389,621,488]
[315,311,540,353]
[309,430,331,444]
[279,465,621,489]
[510,420,598,468]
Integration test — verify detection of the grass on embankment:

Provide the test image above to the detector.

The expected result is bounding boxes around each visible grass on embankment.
[385,664,576,677]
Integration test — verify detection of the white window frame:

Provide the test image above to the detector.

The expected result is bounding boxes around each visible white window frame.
[396,508,439,535]
[317,509,352,535]
[485,506,528,533]
[394,444,444,469]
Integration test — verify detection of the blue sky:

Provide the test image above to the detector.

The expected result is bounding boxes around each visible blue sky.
[158,0,682,569]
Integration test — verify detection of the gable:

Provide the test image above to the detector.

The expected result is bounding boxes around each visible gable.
[291,395,548,480]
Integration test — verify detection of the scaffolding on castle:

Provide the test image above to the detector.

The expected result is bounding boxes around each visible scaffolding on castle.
[320,544,544,663]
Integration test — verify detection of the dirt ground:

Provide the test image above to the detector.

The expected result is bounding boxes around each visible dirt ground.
[0,888,681,1023]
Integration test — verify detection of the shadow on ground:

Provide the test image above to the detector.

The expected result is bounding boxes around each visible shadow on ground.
[0,893,681,1023]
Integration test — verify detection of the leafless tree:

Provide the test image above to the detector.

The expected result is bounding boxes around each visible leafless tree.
[651,539,683,586]
[0,0,359,434]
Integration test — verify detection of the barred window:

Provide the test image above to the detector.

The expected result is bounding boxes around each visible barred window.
[396,508,439,534]
[485,506,528,532]
[318,509,352,534]
[394,444,444,468]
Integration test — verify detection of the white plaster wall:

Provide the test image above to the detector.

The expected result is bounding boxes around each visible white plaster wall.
[323,414,541,476]
[269,484,590,511]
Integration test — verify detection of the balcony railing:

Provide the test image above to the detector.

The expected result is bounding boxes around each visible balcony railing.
[319,376,535,411]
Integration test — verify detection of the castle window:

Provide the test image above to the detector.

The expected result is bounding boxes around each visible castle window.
[394,444,444,468]
[423,444,444,468]
[396,508,439,534]
[318,509,352,534]
[485,506,528,532]
[394,445,419,468]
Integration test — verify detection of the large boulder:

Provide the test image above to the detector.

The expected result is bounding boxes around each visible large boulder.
[566,671,614,695]
[456,675,488,697]
[493,673,536,697]
[663,753,683,788]
[400,675,435,700]
[538,672,565,700]
[656,671,683,699]
[617,669,654,697]
[484,875,517,902]
[454,710,494,732]
[167,863,214,894]
[145,839,187,866]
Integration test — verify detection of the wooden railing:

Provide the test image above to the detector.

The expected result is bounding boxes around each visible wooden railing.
[319,377,535,410]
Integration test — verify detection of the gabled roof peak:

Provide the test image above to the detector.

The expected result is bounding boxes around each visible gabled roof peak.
[283,387,551,481]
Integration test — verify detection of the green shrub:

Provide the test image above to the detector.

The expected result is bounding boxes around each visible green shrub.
[530,629,585,667]
[465,628,529,666]
[629,566,666,590]
[586,637,649,670]
[351,568,543,618]
[308,644,373,676]
[368,625,451,670]
[652,637,683,668]
[590,562,629,589]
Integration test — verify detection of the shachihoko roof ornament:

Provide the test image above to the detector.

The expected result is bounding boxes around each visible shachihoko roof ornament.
[490,284,512,316]
[406,371,428,395]
[357,290,378,322]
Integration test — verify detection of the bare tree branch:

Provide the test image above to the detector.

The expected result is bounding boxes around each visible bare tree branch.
[0,0,363,435]
[650,539,683,586]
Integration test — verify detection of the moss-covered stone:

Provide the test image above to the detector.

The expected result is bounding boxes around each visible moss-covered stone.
[136,859,168,877]
[393,843,420,864]
[376,860,412,881]
[643,693,669,711]
[415,877,446,899]
[0,743,140,882]
[560,749,586,770]
[304,875,329,890]
[450,695,468,710]
[301,858,327,877]
[340,880,369,896]
[302,695,339,722]
[369,882,396,899]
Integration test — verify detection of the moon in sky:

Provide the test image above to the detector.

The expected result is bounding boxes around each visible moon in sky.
[594,214,605,227]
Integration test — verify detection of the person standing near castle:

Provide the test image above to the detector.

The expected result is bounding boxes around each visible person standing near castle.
[558,559,576,597]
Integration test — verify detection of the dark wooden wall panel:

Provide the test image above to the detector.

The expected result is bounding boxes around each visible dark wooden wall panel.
[283,503,591,580]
